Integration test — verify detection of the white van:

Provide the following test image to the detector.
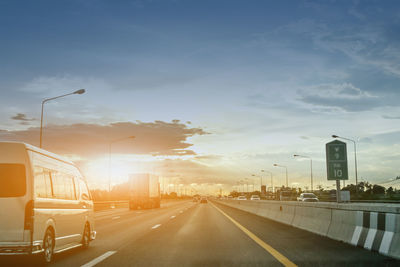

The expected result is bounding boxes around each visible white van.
[0,142,96,263]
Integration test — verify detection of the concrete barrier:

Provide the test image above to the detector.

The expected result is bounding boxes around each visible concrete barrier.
[215,199,400,260]
[387,213,400,258]
[292,204,332,236]
[327,209,358,243]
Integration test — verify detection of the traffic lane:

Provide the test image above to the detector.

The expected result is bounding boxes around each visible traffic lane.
[0,201,194,267]
[213,201,399,267]
[94,200,192,223]
[97,201,282,267]
[51,200,195,267]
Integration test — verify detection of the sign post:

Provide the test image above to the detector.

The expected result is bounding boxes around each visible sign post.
[326,140,348,202]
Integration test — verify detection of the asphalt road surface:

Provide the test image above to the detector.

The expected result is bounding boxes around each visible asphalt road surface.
[1,200,398,267]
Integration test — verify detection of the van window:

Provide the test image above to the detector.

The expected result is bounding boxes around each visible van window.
[51,172,77,200]
[34,167,53,198]
[0,163,26,197]
[64,175,76,200]
[51,172,66,199]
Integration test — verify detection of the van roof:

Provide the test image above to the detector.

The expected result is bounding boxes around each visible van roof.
[0,141,75,166]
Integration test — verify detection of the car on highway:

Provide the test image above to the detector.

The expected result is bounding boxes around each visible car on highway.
[200,197,208,203]
[0,142,96,263]
[237,195,247,200]
[250,195,260,200]
[297,193,319,202]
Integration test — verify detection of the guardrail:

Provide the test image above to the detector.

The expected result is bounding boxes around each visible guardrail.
[351,200,400,204]
[93,199,189,211]
[227,198,400,204]
[93,201,128,211]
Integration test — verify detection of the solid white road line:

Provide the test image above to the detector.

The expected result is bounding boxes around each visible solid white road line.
[170,215,176,219]
[80,251,117,267]
[152,224,161,229]
[112,216,120,220]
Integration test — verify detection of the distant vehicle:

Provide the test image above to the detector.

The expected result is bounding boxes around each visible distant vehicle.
[279,190,292,201]
[129,173,160,209]
[200,197,208,203]
[0,142,96,263]
[227,196,233,199]
[193,197,198,202]
[297,193,319,202]
[250,195,260,200]
[237,195,247,200]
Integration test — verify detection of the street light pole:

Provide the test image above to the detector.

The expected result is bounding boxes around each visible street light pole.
[108,136,135,192]
[332,135,358,196]
[252,174,262,191]
[293,154,313,192]
[273,164,288,188]
[39,89,85,148]
[261,170,273,192]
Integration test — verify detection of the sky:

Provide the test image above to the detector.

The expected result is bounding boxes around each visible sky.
[1,0,400,193]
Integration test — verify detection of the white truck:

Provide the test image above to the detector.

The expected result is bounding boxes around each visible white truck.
[129,173,160,210]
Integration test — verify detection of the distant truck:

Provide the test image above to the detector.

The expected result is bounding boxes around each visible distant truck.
[129,173,160,210]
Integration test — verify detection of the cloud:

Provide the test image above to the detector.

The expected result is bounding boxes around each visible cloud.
[10,113,36,125]
[0,120,208,157]
[294,20,400,78]
[382,115,400,120]
[298,83,380,112]
[267,17,400,87]
[11,113,35,121]
[149,156,239,186]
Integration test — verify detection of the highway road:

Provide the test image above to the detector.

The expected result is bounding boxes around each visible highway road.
[1,200,399,267]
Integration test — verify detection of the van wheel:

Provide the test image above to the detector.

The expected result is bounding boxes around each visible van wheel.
[43,228,55,263]
[82,224,90,249]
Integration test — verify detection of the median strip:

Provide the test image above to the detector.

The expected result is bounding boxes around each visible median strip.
[211,202,297,267]
[81,251,117,267]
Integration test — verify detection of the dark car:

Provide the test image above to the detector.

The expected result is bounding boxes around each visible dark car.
[200,197,208,203]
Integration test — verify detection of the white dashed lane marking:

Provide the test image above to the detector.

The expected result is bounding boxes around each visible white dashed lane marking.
[81,251,117,267]
[152,224,161,229]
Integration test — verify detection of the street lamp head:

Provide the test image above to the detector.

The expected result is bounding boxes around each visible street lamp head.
[332,135,338,138]
[74,89,86,94]
[293,154,299,157]
[273,164,278,166]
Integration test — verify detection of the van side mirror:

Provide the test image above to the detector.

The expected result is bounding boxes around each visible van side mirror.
[82,193,89,200]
